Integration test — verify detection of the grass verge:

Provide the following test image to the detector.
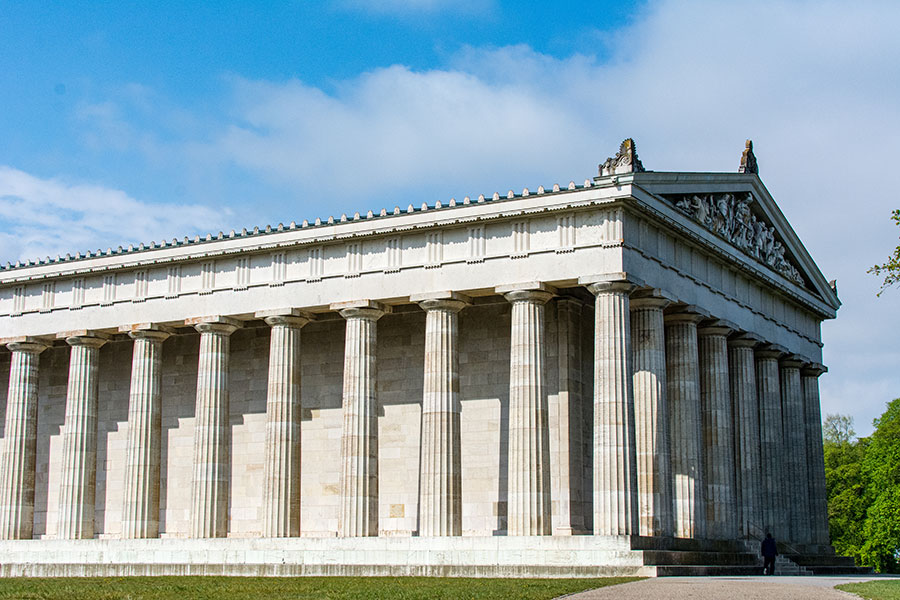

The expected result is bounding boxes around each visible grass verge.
[0,576,642,600]
[837,581,900,600]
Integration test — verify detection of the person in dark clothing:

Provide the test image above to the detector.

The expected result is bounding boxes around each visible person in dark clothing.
[761,533,778,575]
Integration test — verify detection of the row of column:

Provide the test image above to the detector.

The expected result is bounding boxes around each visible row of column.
[0,280,829,544]
[625,291,830,546]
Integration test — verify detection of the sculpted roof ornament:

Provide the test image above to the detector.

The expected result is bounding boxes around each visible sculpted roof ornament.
[599,138,645,176]
[739,139,758,174]
[666,191,804,286]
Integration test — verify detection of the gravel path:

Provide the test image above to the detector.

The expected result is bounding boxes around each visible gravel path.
[565,576,900,600]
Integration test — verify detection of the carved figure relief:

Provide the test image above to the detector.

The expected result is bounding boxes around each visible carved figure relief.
[669,192,804,285]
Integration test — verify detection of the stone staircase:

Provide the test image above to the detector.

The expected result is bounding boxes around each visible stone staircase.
[630,536,872,576]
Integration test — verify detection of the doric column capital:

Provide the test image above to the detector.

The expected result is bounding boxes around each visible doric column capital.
[331,299,390,321]
[629,287,675,310]
[578,272,644,294]
[120,323,173,343]
[411,291,471,313]
[801,363,827,378]
[256,308,314,329]
[496,282,555,304]
[727,332,763,349]
[698,318,738,338]
[755,343,788,360]
[187,315,241,336]
[58,330,110,349]
[779,354,805,369]
[664,305,709,326]
[5,336,50,354]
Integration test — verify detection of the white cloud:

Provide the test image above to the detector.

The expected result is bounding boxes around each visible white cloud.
[0,166,228,264]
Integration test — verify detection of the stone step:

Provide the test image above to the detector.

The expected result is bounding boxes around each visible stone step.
[774,555,810,576]
[655,565,766,576]
[629,536,748,553]
[641,550,760,566]
[787,554,859,567]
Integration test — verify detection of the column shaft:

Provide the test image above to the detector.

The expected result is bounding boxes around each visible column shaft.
[729,338,763,539]
[0,340,48,539]
[503,288,553,536]
[630,297,673,537]
[666,314,705,539]
[589,282,638,536]
[756,349,786,537]
[57,333,108,540]
[335,302,386,537]
[121,328,169,538]
[416,296,467,537]
[261,313,307,538]
[781,357,810,544]
[190,318,239,538]
[802,365,829,546]
[698,325,737,540]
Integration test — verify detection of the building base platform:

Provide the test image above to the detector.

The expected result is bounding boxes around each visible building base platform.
[0,536,869,578]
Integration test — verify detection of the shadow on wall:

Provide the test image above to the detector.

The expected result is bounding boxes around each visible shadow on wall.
[33,346,69,538]
[159,333,200,535]
[95,339,132,536]
[459,303,511,535]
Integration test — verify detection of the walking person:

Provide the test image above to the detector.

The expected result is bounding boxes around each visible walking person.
[761,532,778,575]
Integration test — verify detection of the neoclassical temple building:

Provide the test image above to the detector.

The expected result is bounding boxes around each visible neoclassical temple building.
[0,141,855,576]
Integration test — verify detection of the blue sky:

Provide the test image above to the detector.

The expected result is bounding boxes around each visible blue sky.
[1,0,899,435]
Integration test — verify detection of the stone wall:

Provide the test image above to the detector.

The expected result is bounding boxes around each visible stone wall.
[23,299,591,539]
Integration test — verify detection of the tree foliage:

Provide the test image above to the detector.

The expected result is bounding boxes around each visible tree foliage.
[860,399,900,572]
[825,400,900,572]
[823,413,856,445]
[824,415,869,562]
[868,209,900,295]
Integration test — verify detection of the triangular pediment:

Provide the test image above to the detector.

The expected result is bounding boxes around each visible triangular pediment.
[631,172,840,313]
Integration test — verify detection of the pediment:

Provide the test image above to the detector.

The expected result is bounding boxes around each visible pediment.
[662,190,804,285]
[632,173,840,314]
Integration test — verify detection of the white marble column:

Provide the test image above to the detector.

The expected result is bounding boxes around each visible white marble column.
[585,280,639,537]
[498,283,554,536]
[630,292,673,538]
[756,346,786,537]
[802,363,830,546]
[188,316,240,539]
[256,309,311,538]
[0,338,49,540]
[780,355,810,545]
[120,325,171,539]
[57,331,109,540]
[412,292,470,537]
[698,321,737,540]
[665,311,706,540]
[728,335,763,540]
[332,300,389,538]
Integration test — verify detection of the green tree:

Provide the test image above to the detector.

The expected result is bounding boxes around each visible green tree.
[868,209,900,295]
[823,414,869,562]
[824,413,856,445]
[860,399,900,572]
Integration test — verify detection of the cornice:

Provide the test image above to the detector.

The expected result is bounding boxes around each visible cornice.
[0,180,627,285]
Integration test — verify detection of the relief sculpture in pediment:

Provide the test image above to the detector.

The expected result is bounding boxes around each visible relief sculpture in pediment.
[671,192,804,286]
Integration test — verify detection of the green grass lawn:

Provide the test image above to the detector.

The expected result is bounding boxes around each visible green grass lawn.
[837,580,900,600]
[0,576,641,600]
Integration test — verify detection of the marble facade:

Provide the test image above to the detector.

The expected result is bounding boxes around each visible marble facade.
[0,140,841,575]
